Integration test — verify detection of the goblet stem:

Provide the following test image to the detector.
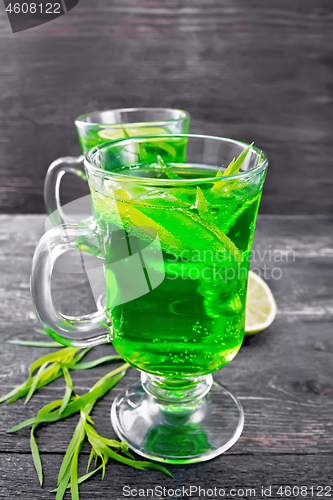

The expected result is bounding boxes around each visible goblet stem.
[111,371,244,463]
[141,372,213,411]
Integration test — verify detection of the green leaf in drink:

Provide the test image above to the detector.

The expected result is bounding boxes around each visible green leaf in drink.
[157,155,182,180]
[195,186,209,213]
[211,142,254,196]
[224,143,253,177]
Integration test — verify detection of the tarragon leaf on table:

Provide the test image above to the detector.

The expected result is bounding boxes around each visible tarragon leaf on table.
[31,399,63,486]
[7,340,63,347]
[25,362,49,404]
[59,367,74,414]
[0,347,93,405]
[61,355,122,371]
[0,348,78,405]
[8,366,128,432]
[57,406,84,487]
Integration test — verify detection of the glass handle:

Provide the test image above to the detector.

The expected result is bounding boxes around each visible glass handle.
[31,223,111,348]
[44,155,88,226]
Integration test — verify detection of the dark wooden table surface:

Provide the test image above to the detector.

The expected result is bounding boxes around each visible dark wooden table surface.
[1,0,333,215]
[0,214,332,499]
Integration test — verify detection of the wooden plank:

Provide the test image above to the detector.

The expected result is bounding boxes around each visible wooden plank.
[0,215,332,461]
[0,1,333,214]
[0,452,332,500]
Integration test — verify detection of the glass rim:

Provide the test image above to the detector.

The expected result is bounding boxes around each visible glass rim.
[75,107,190,127]
[84,133,268,186]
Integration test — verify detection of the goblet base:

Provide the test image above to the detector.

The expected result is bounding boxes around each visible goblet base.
[111,374,244,464]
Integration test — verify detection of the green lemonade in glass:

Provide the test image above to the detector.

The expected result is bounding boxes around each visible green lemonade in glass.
[90,146,265,379]
[45,108,190,224]
[32,134,268,463]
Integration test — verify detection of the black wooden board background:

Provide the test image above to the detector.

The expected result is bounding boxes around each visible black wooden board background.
[0,0,333,214]
[0,215,332,499]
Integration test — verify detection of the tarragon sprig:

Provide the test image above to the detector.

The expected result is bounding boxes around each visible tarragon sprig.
[211,142,254,194]
[185,143,257,262]
[1,333,172,499]
[31,398,64,486]
[0,347,121,405]
[211,143,264,233]
[7,361,171,499]
[7,328,71,348]
[0,347,86,405]
[51,367,172,500]
[1,328,124,406]
[7,365,128,433]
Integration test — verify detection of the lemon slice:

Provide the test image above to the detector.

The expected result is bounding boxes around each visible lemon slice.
[245,270,277,335]
[97,128,129,141]
[97,126,167,141]
[126,126,167,137]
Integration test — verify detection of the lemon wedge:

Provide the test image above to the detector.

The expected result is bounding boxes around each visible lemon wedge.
[97,126,167,141]
[97,128,129,141]
[245,270,277,335]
